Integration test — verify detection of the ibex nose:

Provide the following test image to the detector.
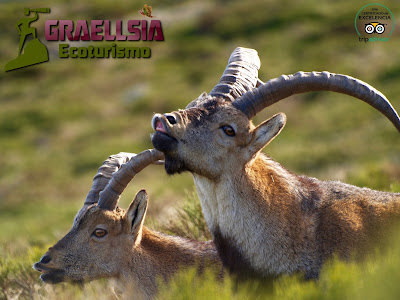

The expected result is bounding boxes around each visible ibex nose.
[164,113,177,125]
[39,254,52,264]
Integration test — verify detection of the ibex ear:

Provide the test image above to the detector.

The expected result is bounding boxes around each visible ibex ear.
[186,92,208,108]
[126,189,148,239]
[248,113,286,156]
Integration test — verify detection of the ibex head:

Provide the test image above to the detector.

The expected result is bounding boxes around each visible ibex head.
[151,47,400,178]
[33,150,163,284]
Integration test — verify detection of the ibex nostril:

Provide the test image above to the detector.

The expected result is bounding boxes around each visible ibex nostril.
[40,255,52,264]
[165,114,177,125]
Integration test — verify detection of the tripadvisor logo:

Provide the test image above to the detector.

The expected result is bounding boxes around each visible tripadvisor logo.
[355,3,394,43]
[5,7,164,72]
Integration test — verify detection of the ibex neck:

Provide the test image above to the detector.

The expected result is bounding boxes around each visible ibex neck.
[193,153,313,275]
[245,154,299,198]
[140,227,217,268]
[194,154,300,229]
[126,227,219,298]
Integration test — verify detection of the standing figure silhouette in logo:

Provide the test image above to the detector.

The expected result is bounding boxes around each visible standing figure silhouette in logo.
[17,8,40,56]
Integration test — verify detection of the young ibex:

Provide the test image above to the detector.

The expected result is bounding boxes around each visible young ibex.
[33,150,220,299]
[151,47,400,279]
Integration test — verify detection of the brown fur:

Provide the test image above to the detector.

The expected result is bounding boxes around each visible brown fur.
[247,155,400,277]
[317,180,400,260]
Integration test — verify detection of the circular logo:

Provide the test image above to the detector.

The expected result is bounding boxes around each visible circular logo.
[355,3,394,39]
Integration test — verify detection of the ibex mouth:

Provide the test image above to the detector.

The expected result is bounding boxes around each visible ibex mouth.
[33,262,65,284]
[152,115,173,137]
[33,262,48,273]
[151,115,179,154]
[155,119,167,134]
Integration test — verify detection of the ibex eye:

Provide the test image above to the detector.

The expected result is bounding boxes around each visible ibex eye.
[221,125,235,137]
[93,229,107,238]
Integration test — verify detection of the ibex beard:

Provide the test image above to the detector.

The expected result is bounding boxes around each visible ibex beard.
[151,47,400,279]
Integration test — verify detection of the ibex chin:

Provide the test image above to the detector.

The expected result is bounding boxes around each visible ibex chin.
[151,47,400,279]
[33,150,220,300]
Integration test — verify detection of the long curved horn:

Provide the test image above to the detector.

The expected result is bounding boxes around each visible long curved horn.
[97,149,164,210]
[209,47,261,101]
[84,153,137,206]
[233,71,400,132]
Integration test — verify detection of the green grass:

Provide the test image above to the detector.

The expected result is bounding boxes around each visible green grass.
[158,241,400,300]
[161,190,212,241]
[1,0,399,298]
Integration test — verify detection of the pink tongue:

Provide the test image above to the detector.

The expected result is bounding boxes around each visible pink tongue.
[156,120,167,133]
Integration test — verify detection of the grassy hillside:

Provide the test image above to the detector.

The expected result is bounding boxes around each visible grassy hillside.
[1,0,399,298]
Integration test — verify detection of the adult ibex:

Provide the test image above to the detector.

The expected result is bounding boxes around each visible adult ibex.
[33,150,220,299]
[151,47,400,279]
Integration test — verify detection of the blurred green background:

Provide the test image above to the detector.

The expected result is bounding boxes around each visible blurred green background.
[0,0,399,298]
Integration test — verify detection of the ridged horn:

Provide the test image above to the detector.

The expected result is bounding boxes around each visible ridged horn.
[209,47,261,101]
[97,149,164,210]
[84,152,137,206]
[233,71,400,132]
